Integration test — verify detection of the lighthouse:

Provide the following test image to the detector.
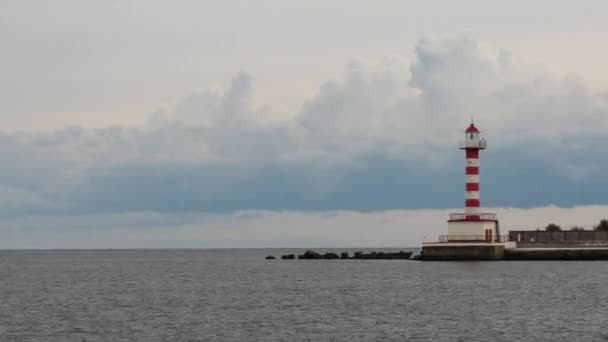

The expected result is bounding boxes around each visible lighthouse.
[420,120,510,260]
[446,121,499,242]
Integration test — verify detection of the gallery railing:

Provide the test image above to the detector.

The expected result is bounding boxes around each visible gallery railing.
[449,213,497,221]
[438,235,509,243]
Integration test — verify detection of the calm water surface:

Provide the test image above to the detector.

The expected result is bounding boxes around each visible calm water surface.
[1,249,607,341]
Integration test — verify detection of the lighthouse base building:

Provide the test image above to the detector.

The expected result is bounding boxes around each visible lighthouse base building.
[446,214,499,243]
[424,213,507,261]
[422,121,511,260]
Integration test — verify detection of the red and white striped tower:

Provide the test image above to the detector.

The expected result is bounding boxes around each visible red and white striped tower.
[462,122,485,220]
[445,121,498,242]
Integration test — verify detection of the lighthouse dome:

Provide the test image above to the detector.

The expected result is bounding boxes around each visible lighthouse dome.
[465,123,479,133]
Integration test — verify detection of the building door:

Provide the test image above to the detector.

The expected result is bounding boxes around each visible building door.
[485,229,492,242]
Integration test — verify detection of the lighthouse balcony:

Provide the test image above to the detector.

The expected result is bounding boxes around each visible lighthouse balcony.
[449,213,497,221]
[438,235,508,243]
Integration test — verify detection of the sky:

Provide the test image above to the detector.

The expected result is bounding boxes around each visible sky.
[1,0,608,248]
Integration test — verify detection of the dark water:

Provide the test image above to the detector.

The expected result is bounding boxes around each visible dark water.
[1,249,607,342]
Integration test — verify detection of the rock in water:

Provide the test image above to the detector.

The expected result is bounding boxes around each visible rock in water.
[323,252,340,259]
[277,250,413,260]
[298,250,322,259]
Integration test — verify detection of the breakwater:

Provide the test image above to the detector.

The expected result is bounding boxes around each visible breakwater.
[265,250,413,260]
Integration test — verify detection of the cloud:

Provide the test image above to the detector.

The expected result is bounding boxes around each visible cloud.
[1,34,608,220]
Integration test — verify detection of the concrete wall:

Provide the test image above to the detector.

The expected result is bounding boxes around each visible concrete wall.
[422,245,504,261]
[505,248,608,260]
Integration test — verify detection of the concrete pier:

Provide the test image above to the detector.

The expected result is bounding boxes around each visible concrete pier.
[505,247,608,260]
[422,243,505,261]
[421,242,608,261]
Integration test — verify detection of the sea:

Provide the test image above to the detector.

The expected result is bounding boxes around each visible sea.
[1,248,607,342]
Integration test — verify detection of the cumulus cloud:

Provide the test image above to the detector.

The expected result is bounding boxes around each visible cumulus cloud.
[1,34,608,221]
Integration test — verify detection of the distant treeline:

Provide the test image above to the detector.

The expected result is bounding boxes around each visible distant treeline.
[543,219,608,232]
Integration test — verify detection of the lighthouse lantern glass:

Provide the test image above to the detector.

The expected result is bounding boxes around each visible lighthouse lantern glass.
[466,132,480,148]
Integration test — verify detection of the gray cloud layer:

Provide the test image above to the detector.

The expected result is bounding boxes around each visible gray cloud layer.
[2,34,608,219]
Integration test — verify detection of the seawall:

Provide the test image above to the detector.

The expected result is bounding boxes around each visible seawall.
[422,244,505,261]
[505,248,608,260]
